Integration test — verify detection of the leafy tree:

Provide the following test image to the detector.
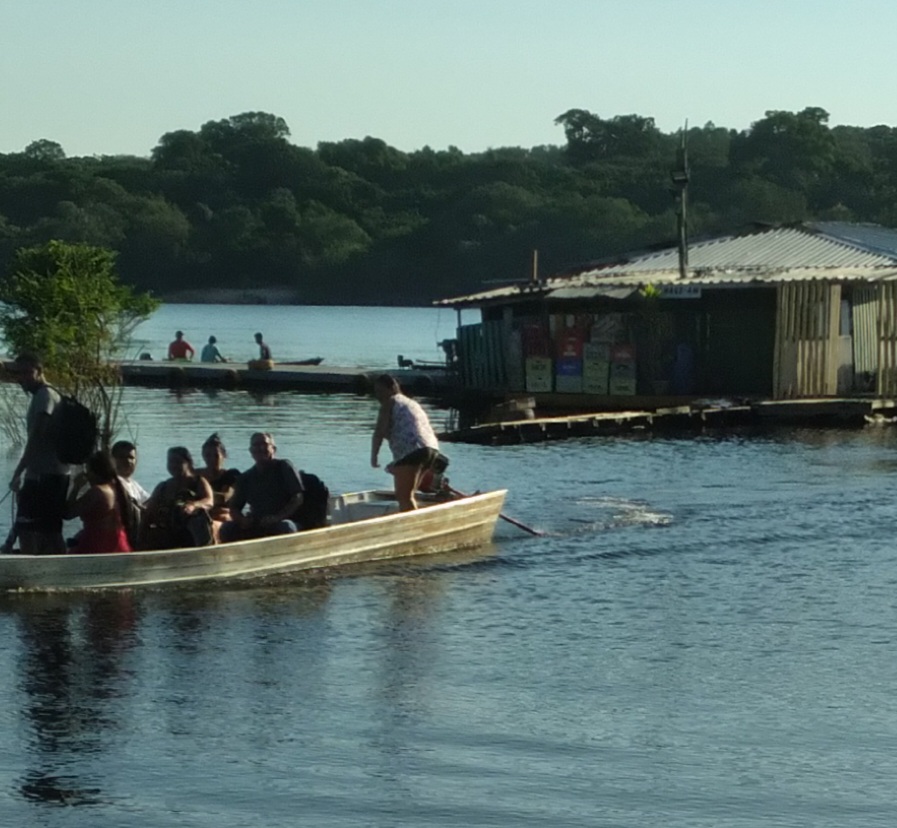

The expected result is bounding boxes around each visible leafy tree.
[0,240,159,446]
[24,139,66,162]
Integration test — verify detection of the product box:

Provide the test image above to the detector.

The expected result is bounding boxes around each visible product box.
[555,357,583,393]
[582,361,609,395]
[525,356,553,393]
[609,377,637,396]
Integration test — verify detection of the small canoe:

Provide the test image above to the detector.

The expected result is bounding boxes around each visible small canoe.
[0,489,507,592]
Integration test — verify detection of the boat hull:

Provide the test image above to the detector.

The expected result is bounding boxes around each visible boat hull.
[0,490,507,592]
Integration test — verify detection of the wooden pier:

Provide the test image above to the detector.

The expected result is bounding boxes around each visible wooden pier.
[117,361,456,396]
[439,397,897,444]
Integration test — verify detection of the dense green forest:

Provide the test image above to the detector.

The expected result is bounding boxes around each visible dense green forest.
[1,107,896,305]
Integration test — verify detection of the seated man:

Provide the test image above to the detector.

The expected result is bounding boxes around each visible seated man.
[219,432,304,543]
[111,440,150,505]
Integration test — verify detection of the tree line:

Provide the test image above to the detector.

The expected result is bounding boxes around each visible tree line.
[2,107,896,305]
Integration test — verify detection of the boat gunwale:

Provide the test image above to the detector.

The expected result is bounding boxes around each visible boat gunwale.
[0,489,508,590]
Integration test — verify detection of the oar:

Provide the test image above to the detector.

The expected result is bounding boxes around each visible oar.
[447,486,544,537]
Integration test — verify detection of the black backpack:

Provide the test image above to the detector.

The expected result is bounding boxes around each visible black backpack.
[52,391,99,465]
[296,471,330,530]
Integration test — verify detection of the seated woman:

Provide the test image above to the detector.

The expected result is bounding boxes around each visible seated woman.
[66,451,133,554]
[196,433,241,541]
[142,447,215,549]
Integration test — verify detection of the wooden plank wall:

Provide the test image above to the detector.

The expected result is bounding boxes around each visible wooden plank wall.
[877,283,897,397]
[458,322,508,391]
[773,282,840,398]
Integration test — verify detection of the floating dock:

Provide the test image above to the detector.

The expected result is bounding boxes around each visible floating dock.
[116,360,456,396]
[439,397,897,444]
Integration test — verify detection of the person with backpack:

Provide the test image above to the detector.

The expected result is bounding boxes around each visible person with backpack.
[219,432,328,543]
[7,352,71,555]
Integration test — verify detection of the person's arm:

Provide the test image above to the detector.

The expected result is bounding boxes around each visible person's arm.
[371,401,392,468]
[10,390,52,491]
[143,481,168,524]
[64,472,90,519]
[259,493,303,528]
[181,476,214,515]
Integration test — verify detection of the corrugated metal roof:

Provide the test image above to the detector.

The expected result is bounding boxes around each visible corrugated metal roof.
[578,226,897,276]
[812,222,897,257]
[435,223,897,307]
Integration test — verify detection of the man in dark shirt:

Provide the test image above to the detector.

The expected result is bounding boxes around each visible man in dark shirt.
[220,432,303,542]
[8,352,71,554]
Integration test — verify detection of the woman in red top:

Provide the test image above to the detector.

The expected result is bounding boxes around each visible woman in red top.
[66,451,133,554]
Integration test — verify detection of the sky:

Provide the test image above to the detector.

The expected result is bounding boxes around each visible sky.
[3,0,897,158]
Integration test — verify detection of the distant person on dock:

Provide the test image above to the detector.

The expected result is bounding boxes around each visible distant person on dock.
[219,432,305,542]
[371,374,441,511]
[167,331,195,361]
[201,336,227,363]
[254,332,272,361]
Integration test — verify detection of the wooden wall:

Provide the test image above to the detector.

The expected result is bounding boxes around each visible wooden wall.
[773,282,841,398]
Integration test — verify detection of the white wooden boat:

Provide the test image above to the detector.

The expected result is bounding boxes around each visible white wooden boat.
[0,489,507,592]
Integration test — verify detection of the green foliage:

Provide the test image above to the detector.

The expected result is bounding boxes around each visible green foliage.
[0,240,159,445]
[2,107,897,304]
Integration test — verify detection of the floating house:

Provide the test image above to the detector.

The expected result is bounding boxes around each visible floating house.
[435,222,897,408]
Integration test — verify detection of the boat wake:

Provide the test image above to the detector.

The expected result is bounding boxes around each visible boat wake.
[563,495,673,534]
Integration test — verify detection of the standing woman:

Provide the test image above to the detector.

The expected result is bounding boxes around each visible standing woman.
[371,374,440,511]
[143,447,215,548]
[66,451,133,554]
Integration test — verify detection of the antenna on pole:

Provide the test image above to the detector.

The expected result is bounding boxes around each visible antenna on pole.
[670,122,690,279]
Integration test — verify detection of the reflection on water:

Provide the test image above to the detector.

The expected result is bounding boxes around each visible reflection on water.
[3,307,897,824]
[13,593,139,806]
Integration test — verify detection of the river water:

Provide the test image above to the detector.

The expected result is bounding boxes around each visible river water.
[1,306,896,826]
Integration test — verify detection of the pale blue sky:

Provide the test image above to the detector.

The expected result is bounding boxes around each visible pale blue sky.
[3,0,896,158]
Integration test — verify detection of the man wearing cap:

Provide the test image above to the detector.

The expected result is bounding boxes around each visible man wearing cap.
[219,432,303,542]
[167,331,195,361]
[8,352,71,554]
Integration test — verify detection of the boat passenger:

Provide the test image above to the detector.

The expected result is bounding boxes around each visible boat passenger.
[143,447,215,549]
[8,351,71,555]
[111,439,150,548]
[197,433,241,539]
[167,331,195,361]
[371,373,440,511]
[200,335,227,363]
[219,432,305,542]
[111,440,151,505]
[66,451,133,554]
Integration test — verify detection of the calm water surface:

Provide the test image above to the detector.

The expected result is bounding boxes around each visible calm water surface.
[1,306,897,826]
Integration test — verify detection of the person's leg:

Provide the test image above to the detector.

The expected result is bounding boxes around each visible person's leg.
[264,520,297,535]
[18,530,39,555]
[218,521,243,544]
[35,532,66,555]
[392,464,419,511]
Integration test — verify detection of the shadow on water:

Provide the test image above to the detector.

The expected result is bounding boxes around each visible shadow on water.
[10,592,140,807]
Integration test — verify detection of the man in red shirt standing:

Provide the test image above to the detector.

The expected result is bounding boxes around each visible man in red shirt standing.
[167,331,195,360]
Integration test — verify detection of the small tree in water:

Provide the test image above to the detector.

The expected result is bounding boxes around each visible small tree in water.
[0,240,159,448]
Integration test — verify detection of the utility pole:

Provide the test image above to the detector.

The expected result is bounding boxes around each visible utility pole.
[670,125,690,279]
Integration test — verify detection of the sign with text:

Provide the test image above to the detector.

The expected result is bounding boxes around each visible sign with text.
[659,284,702,299]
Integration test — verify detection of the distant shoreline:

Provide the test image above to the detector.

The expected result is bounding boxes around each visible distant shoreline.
[155,288,431,308]
[157,287,302,305]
